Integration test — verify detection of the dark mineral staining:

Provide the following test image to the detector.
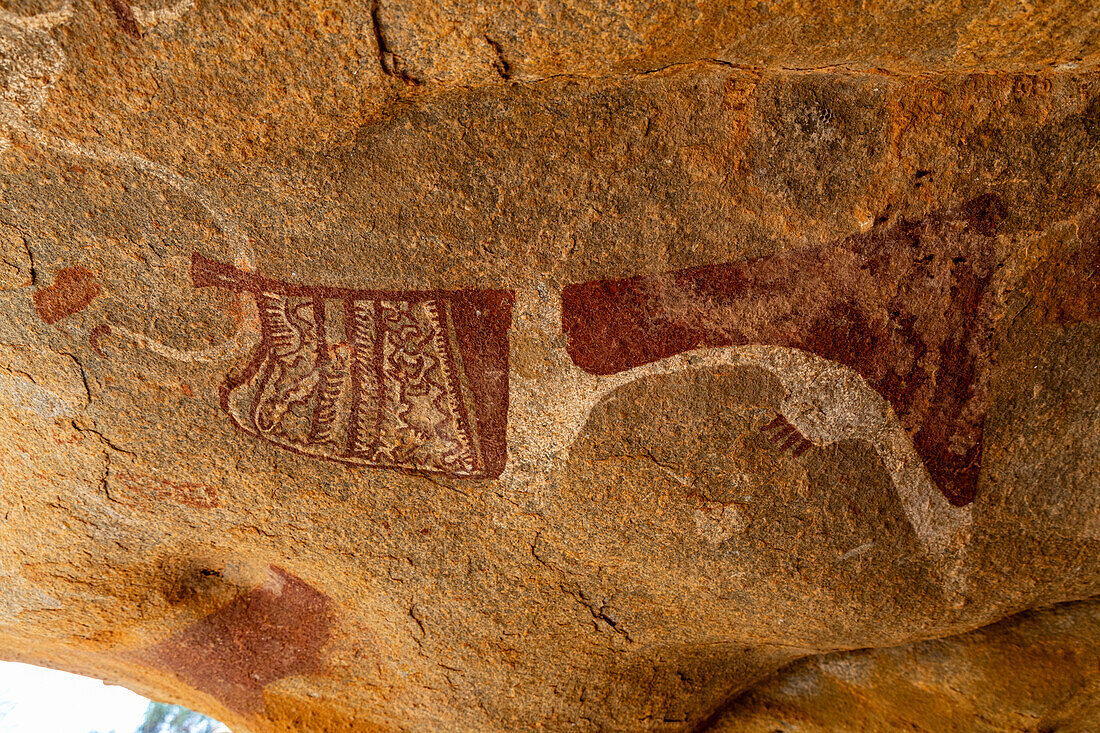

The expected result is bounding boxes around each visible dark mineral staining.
[1080,94,1100,143]
[563,196,1004,506]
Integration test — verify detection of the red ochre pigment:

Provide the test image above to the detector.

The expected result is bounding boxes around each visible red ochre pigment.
[116,472,218,509]
[33,267,101,324]
[109,0,141,38]
[761,414,814,458]
[145,566,332,714]
[563,196,1005,507]
[192,254,513,479]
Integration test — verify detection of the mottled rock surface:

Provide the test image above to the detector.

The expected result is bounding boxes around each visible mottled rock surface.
[0,0,1097,731]
[711,599,1100,733]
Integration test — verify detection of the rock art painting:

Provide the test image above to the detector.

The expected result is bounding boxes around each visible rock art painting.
[141,566,331,714]
[563,196,1002,507]
[0,3,71,148]
[760,413,814,458]
[32,266,100,324]
[88,324,111,356]
[114,471,218,509]
[2,0,254,365]
[192,254,514,479]
[109,0,141,39]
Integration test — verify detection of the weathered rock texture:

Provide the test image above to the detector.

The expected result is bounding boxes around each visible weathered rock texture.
[0,0,1098,731]
[710,599,1100,733]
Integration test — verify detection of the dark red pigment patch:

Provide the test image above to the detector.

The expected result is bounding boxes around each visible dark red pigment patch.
[145,566,331,714]
[761,414,814,457]
[192,254,513,479]
[563,196,1004,507]
[89,324,111,357]
[110,0,141,39]
[33,267,101,324]
[1023,204,1100,328]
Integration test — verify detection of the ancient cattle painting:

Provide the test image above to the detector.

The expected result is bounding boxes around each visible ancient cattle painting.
[563,197,1002,507]
[141,566,331,714]
[192,254,513,479]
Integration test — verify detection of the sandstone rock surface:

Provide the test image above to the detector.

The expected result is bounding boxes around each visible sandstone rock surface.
[0,0,1098,731]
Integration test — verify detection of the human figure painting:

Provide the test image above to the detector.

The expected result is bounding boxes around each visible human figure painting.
[563,196,1004,507]
[192,254,513,479]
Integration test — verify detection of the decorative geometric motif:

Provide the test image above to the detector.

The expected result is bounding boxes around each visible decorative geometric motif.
[192,254,513,479]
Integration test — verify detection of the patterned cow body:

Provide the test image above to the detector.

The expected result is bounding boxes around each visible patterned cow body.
[192,254,513,479]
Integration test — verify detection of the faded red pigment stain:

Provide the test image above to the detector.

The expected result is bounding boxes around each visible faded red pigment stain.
[192,254,514,479]
[143,566,332,714]
[563,195,1004,507]
[33,267,101,324]
[1023,205,1100,328]
[110,0,141,39]
[89,324,111,357]
[116,471,218,509]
